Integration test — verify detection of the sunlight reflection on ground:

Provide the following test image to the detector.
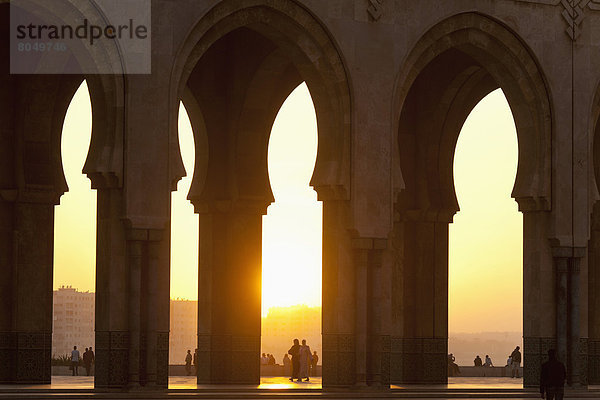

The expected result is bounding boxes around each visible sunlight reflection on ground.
[2,376,527,391]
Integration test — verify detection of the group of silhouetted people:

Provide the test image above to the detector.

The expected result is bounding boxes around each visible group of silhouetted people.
[473,354,494,367]
[470,346,521,377]
[70,345,94,376]
[261,353,276,365]
[287,338,318,382]
[184,349,199,376]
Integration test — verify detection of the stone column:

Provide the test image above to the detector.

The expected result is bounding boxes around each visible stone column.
[0,189,57,384]
[321,199,356,388]
[94,187,129,388]
[521,207,554,388]
[551,246,585,387]
[0,192,15,383]
[196,201,264,384]
[588,203,600,384]
[352,238,390,388]
[390,212,448,384]
[124,228,170,389]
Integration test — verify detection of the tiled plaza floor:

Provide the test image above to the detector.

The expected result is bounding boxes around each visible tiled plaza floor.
[0,376,526,390]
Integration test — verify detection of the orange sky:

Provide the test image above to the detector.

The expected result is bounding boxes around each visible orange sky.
[54,83,522,334]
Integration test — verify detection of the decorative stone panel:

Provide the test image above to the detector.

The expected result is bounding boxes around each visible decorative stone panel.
[0,332,16,383]
[156,332,169,386]
[14,332,51,383]
[95,331,129,388]
[524,336,556,387]
[588,340,600,384]
[390,337,447,384]
[322,333,355,387]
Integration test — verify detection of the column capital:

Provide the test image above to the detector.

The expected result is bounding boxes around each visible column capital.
[314,184,349,202]
[515,196,551,212]
[550,245,586,259]
[124,227,165,242]
[1,186,62,205]
[351,237,387,250]
[191,199,271,215]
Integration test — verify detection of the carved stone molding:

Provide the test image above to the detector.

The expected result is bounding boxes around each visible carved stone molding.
[367,0,384,21]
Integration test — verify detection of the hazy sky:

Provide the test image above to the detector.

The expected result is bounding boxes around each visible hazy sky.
[54,83,521,334]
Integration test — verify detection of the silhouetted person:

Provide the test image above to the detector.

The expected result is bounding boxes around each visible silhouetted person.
[185,349,192,375]
[83,347,92,376]
[484,355,493,367]
[310,351,318,376]
[511,346,522,378]
[261,353,268,365]
[474,355,483,367]
[88,347,94,375]
[71,346,80,376]
[298,339,312,382]
[288,339,300,381]
[268,354,276,365]
[448,353,460,376]
[283,354,291,376]
[193,348,198,375]
[540,349,566,400]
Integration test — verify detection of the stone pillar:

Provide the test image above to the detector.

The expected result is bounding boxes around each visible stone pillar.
[0,192,15,383]
[94,179,171,389]
[390,213,448,384]
[551,246,586,387]
[321,199,356,388]
[125,228,170,389]
[196,201,264,384]
[0,190,57,384]
[588,203,600,384]
[521,208,554,387]
[94,187,129,388]
[352,238,391,388]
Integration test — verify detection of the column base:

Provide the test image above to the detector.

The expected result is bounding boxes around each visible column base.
[523,336,556,387]
[390,337,447,384]
[322,334,356,387]
[196,334,260,384]
[0,332,51,384]
[94,331,129,388]
[589,340,600,384]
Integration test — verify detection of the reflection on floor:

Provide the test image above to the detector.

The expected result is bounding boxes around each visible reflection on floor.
[169,376,323,389]
[0,376,527,391]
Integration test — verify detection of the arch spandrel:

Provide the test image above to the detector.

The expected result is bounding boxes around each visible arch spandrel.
[169,0,352,204]
[393,12,553,215]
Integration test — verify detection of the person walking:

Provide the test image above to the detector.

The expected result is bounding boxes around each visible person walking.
[540,349,566,400]
[88,347,95,375]
[193,348,198,376]
[288,339,300,382]
[283,354,291,377]
[83,347,92,376]
[185,349,193,376]
[298,339,313,382]
[510,346,522,378]
[310,351,318,377]
[71,346,80,376]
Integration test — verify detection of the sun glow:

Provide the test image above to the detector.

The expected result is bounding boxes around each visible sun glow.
[261,83,322,315]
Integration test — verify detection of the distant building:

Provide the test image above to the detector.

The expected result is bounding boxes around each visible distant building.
[52,286,95,357]
[261,305,321,365]
[169,299,197,364]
